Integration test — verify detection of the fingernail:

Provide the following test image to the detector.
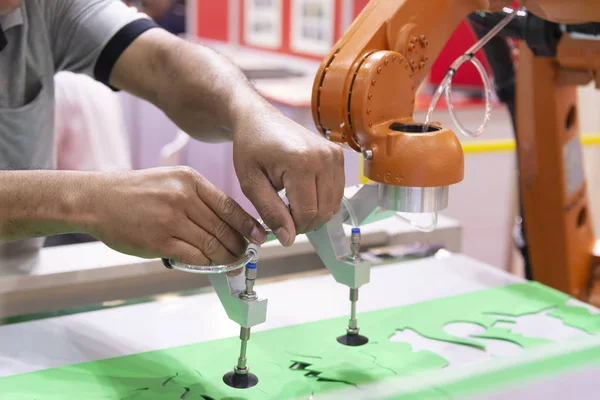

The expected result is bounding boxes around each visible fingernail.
[251,226,267,244]
[275,227,290,246]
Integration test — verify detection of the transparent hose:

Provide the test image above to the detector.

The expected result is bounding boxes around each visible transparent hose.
[423,71,453,132]
[423,7,521,137]
[166,243,259,274]
[341,196,359,228]
[445,55,493,137]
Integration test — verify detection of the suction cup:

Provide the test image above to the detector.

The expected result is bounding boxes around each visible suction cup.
[337,333,369,346]
[223,371,258,389]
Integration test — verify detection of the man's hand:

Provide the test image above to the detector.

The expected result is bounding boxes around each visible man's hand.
[232,109,345,246]
[88,167,267,265]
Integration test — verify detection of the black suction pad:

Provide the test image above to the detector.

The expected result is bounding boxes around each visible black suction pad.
[223,371,259,389]
[337,333,369,346]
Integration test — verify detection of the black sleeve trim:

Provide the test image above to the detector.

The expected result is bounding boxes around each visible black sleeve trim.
[0,23,7,52]
[94,18,161,89]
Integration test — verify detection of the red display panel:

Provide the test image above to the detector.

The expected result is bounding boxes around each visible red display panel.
[197,1,229,42]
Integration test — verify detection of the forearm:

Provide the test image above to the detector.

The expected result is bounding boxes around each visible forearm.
[157,39,278,142]
[0,171,95,242]
[110,30,278,142]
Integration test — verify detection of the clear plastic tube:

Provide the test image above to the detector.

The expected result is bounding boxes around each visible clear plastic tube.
[167,243,259,274]
[341,196,359,228]
[423,72,453,131]
[423,7,521,136]
[463,7,522,56]
[445,55,493,137]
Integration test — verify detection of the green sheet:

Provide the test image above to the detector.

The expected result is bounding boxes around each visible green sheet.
[2,281,600,400]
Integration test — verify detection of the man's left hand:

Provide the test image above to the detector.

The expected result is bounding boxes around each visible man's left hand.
[232,109,345,247]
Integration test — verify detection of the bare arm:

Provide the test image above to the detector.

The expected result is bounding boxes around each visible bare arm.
[0,168,266,265]
[109,29,273,143]
[0,171,93,242]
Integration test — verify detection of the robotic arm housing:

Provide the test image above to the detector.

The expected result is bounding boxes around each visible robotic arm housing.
[312,0,600,215]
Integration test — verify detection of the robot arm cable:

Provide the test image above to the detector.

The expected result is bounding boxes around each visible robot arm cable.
[424,7,523,138]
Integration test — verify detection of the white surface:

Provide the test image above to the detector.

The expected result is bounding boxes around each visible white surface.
[389,312,590,371]
[492,310,590,343]
[390,326,523,368]
[0,253,521,378]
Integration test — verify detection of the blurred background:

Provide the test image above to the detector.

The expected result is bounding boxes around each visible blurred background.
[52,0,600,275]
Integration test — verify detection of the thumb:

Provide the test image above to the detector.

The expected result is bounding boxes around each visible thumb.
[241,174,296,246]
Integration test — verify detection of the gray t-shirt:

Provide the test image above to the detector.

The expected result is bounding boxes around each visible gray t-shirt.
[0,0,158,257]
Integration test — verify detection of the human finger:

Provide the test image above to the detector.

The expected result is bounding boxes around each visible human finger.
[240,173,295,246]
[186,198,247,257]
[195,177,267,245]
[284,171,318,234]
[177,220,239,265]
[164,238,211,266]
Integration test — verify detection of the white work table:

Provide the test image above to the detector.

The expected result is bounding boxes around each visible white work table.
[0,252,519,378]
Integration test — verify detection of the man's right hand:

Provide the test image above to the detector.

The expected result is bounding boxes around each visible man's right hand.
[88,167,267,265]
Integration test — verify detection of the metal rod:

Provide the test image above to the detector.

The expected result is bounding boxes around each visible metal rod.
[239,263,257,300]
[234,263,259,375]
[245,278,255,296]
[235,326,251,374]
[347,288,359,335]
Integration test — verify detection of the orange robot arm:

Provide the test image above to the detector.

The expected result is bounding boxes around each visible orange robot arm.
[312,0,517,214]
[312,0,600,215]
[312,0,600,301]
